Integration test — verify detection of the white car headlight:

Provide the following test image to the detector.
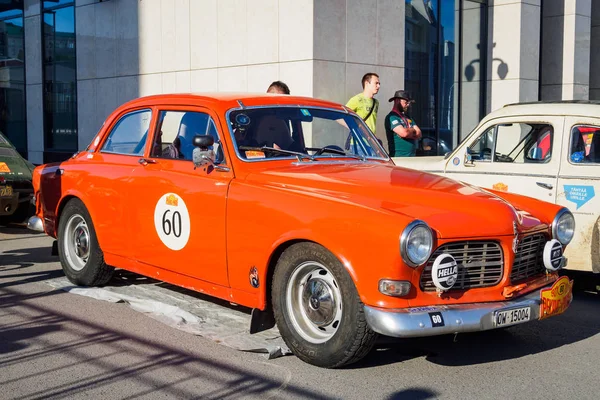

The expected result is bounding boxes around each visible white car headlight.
[552,208,575,245]
[400,220,433,267]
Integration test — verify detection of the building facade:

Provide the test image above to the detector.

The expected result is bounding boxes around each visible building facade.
[0,0,596,163]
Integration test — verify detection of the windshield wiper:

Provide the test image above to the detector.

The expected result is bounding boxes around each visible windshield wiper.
[306,147,366,161]
[239,146,315,161]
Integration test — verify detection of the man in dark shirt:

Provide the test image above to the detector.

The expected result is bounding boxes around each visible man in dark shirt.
[384,90,422,157]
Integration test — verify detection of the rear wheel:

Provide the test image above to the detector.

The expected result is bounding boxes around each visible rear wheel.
[58,198,114,286]
[272,242,376,368]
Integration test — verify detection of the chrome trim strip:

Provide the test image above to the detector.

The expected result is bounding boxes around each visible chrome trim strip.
[364,287,547,338]
[27,216,44,232]
[446,171,557,178]
[556,175,600,181]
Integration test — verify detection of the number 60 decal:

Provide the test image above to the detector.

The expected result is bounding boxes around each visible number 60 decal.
[154,193,190,250]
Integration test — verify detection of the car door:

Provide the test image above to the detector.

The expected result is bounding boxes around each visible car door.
[555,118,600,272]
[91,107,155,258]
[128,106,233,287]
[443,115,564,202]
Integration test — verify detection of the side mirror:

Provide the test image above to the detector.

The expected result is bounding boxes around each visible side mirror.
[464,151,475,167]
[193,134,214,148]
[192,135,216,169]
[193,147,216,169]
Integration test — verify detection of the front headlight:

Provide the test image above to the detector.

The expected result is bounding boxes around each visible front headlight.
[400,220,433,267]
[552,208,575,245]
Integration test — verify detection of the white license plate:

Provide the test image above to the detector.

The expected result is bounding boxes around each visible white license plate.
[0,185,12,197]
[494,306,531,327]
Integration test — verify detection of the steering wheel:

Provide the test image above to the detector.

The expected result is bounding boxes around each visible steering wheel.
[480,147,492,160]
[315,145,345,156]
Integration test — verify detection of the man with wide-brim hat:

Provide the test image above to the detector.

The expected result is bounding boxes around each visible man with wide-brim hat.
[384,90,422,157]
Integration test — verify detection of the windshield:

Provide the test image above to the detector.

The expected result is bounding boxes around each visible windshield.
[228,107,388,161]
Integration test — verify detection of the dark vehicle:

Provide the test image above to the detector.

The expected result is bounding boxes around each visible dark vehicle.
[0,131,34,225]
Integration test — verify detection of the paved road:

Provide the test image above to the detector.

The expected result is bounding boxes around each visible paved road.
[1,225,600,400]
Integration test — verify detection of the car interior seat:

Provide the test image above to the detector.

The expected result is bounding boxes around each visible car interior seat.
[571,129,586,157]
[586,131,600,163]
[254,115,293,150]
[177,112,209,160]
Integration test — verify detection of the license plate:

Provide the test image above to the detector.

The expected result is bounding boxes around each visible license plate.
[540,276,573,320]
[494,306,531,327]
[0,185,12,197]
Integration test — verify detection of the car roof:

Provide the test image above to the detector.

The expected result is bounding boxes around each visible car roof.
[118,93,347,114]
[486,100,600,120]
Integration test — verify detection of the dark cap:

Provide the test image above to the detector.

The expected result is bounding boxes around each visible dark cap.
[388,90,415,103]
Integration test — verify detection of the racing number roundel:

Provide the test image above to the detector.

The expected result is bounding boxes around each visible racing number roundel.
[154,193,190,251]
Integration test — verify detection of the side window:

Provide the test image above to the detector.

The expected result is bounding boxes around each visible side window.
[570,125,600,164]
[468,127,494,161]
[101,109,152,155]
[468,123,553,163]
[150,110,223,163]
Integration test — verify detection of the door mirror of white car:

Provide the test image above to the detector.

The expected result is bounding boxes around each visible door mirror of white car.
[464,150,475,167]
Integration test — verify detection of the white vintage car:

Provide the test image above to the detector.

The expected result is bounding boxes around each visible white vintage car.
[393,101,599,273]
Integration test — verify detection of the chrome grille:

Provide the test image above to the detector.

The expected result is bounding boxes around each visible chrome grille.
[420,241,503,291]
[510,233,547,283]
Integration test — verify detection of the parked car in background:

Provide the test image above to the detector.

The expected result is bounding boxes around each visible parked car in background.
[0,130,34,225]
[29,94,574,368]
[392,101,600,274]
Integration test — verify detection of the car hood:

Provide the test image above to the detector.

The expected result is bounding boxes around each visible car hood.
[250,161,542,239]
[0,144,34,181]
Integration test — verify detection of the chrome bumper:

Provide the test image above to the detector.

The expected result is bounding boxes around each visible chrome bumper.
[364,287,547,338]
[27,216,44,232]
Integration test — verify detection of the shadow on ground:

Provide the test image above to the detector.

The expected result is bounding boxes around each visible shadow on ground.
[0,285,330,399]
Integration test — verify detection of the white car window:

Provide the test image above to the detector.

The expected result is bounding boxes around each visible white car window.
[468,123,553,163]
[569,125,600,164]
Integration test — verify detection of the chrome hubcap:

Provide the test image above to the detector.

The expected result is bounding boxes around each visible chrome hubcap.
[286,261,342,344]
[63,214,90,271]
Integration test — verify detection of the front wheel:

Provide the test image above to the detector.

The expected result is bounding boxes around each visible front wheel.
[57,198,114,286]
[272,243,377,368]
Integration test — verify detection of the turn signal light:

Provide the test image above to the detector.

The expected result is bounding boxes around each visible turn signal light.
[378,280,411,297]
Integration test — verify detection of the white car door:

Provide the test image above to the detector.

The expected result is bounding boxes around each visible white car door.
[443,115,564,202]
[555,117,600,272]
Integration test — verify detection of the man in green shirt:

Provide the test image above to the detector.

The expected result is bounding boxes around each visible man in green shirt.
[346,73,380,134]
[385,90,422,157]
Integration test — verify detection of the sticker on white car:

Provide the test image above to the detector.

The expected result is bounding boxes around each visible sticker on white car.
[154,193,191,251]
[564,185,595,209]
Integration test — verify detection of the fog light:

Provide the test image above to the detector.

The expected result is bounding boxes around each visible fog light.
[379,280,411,297]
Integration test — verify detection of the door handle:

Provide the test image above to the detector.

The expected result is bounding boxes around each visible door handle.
[536,182,553,190]
[138,158,157,166]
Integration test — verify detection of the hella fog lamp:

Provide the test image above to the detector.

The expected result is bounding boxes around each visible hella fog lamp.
[552,208,575,245]
[400,220,433,267]
[379,280,412,297]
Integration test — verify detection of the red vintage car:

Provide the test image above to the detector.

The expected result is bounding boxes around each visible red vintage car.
[29,93,574,368]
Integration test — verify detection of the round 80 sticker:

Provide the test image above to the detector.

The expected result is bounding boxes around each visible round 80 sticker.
[154,193,190,251]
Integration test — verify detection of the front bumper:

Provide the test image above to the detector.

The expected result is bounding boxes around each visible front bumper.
[364,285,557,338]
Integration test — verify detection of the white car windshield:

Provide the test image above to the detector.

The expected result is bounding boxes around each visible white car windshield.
[228,107,388,161]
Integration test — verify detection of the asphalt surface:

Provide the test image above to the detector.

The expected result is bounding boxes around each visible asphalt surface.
[1,224,600,400]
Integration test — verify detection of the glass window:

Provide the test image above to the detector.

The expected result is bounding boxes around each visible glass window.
[468,123,553,163]
[0,3,26,157]
[151,111,223,163]
[42,1,77,162]
[405,1,489,155]
[228,107,387,161]
[570,126,600,164]
[101,110,152,156]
